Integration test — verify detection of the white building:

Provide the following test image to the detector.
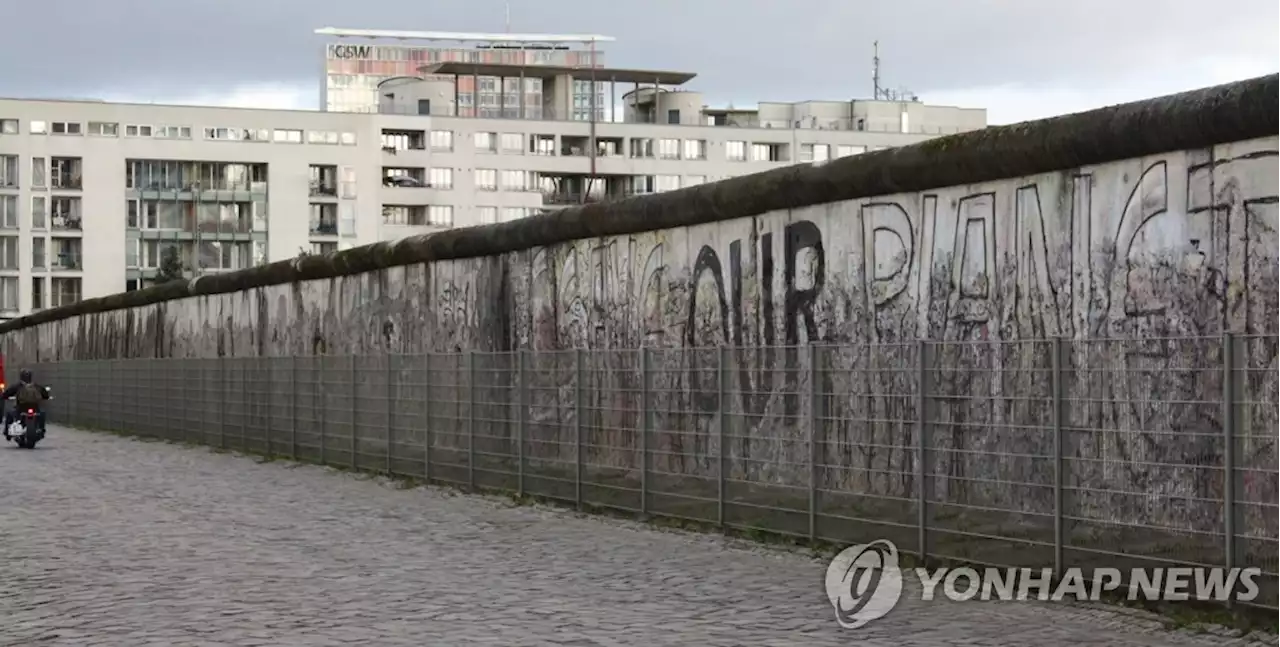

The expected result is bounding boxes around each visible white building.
[0,65,984,319]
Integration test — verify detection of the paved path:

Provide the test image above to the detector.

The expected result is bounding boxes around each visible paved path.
[1,427,1273,646]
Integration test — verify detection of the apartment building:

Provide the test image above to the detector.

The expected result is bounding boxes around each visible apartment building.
[0,63,984,319]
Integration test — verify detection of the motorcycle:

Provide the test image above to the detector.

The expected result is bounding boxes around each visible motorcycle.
[4,390,51,449]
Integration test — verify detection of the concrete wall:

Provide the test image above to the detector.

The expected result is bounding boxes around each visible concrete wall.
[1,76,1276,551]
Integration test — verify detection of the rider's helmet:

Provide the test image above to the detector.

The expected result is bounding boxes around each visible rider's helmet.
[18,369,32,384]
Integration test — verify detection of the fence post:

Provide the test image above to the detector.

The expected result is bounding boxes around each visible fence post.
[517,349,526,498]
[808,343,819,542]
[718,346,729,529]
[574,348,584,511]
[640,347,651,518]
[916,339,932,566]
[218,358,227,450]
[386,356,394,475]
[241,359,249,450]
[467,351,476,490]
[1221,333,1238,584]
[1050,337,1065,578]
[350,355,358,470]
[290,356,298,461]
[423,352,432,483]
[259,359,271,456]
[318,357,327,466]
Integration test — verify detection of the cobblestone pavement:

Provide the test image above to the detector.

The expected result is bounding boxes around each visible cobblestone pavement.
[1,427,1274,646]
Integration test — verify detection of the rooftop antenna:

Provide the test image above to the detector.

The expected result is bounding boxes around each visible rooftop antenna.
[872,41,881,100]
[504,1,511,32]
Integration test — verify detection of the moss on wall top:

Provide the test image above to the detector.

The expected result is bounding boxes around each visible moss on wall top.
[2,74,1276,335]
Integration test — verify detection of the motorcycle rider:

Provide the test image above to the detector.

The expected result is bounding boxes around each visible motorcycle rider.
[2,369,50,434]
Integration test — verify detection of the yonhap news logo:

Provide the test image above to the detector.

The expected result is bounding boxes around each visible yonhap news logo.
[824,539,1263,629]
[823,540,905,629]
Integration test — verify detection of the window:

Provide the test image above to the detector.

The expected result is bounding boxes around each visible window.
[666,109,680,124]
[502,207,531,222]
[835,144,866,158]
[51,196,82,230]
[88,121,119,137]
[0,119,16,134]
[0,278,16,313]
[428,205,453,227]
[751,143,783,162]
[30,196,45,229]
[381,205,425,226]
[308,130,340,145]
[51,121,82,135]
[309,165,338,196]
[477,206,498,224]
[338,202,356,237]
[473,132,497,152]
[154,125,191,139]
[656,139,680,160]
[311,242,338,255]
[500,170,533,191]
[381,129,424,151]
[429,168,454,190]
[197,241,252,271]
[429,129,453,151]
[339,167,356,198]
[125,124,153,137]
[629,138,654,159]
[31,277,43,310]
[682,140,707,161]
[0,155,16,187]
[800,143,830,163]
[29,120,47,134]
[340,132,357,145]
[50,157,82,190]
[528,134,555,156]
[0,195,16,229]
[499,133,523,153]
[309,203,338,235]
[32,237,45,269]
[52,277,81,307]
[655,175,681,193]
[52,239,82,271]
[474,169,497,191]
[30,157,45,188]
[685,175,707,187]
[205,127,270,142]
[0,236,16,270]
[273,129,303,143]
[725,140,747,162]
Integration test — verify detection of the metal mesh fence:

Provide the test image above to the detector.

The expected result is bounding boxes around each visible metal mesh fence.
[22,334,1279,609]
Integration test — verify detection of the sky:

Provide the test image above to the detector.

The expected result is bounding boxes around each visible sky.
[8,0,1278,125]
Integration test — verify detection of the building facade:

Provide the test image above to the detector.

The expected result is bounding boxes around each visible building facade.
[318,28,609,121]
[0,87,985,320]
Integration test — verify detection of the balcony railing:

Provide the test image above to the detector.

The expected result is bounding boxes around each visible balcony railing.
[52,254,82,271]
[541,190,647,206]
[51,215,82,231]
[310,220,338,236]
[51,176,82,190]
[309,181,338,197]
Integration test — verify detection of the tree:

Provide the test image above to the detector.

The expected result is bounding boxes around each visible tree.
[155,246,186,283]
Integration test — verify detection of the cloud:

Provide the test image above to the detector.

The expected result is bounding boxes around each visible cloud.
[9,0,1277,124]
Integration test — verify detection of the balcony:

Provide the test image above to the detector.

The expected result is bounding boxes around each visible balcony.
[310,219,339,236]
[309,164,339,198]
[542,190,647,207]
[52,253,82,271]
[51,214,82,232]
[309,181,338,198]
